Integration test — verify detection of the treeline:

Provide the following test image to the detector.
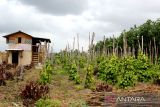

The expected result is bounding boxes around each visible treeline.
[95,19,160,63]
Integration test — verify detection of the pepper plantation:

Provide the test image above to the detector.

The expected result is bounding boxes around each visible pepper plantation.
[1,19,160,106]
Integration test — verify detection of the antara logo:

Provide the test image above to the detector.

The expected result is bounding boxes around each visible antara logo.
[116,96,146,103]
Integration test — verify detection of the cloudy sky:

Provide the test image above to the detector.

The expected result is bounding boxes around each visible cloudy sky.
[0,0,160,52]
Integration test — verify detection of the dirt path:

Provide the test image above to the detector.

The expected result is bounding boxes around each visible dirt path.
[48,68,92,106]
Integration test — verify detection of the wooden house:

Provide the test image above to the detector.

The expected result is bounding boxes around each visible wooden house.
[3,31,51,65]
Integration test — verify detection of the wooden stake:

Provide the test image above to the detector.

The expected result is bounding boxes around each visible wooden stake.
[154,37,157,64]
[142,36,143,53]
[91,32,95,61]
[113,35,115,55]
[103,35,106,55]
[73,37,75,50]
[123,32,127,56]
[149,40,152,64]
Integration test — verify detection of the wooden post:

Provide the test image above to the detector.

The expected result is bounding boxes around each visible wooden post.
[154,37,157,64]
[77,34,80,72]
[123,32,127,56]
[89,32,91,53]
[138,38,141,52]
[152,46,154,64]
[73,37,75,50]
[145,48,148,56]
[128,47,131,56]
[113,35,115,55]
[149,40,152,64]
[91,32,95,61]
[103,35,106,55]
[142,36,143,53]
[157,46,158,64]
[132,46,135,57]
[116,42,119,57]
[71,37,75,62]
[88,32,91,63]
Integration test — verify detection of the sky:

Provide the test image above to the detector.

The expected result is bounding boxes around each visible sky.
[0,0,160,52]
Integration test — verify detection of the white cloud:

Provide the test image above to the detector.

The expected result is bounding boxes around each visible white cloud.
[1,0,160,52]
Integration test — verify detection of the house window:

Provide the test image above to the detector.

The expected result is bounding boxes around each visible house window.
[18,37,21,43]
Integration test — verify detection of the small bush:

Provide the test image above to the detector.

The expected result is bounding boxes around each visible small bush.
[39,61,53,85]
[36,98,61,107]
[20,81,49,106]
[69,100,88,107]
[69,63,81,84]
[84,64,95,89]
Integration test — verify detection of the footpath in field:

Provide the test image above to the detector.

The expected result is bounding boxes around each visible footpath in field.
[49,66,92,106]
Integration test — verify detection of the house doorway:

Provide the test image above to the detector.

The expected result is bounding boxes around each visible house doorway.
[12,51,19,64]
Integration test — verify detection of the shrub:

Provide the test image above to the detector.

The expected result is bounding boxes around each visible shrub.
[84,64,95,89]
[20,81,49,106]
[97,53,160,89]
[117,56,137,88]
[134,52,151,82]
[39,70,51,85]
[104,55,120,85]
[69,100,88,107]
[79,56,85,68]
[39,61,53,85]
[35,98,61,107]
[69,63,81,84]
[97,59,108,80]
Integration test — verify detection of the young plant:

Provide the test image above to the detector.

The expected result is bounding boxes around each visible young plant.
[69,63,81,84]
[20,81,49,106]
[39,61,53,85]
[84,64,95,89]
[35,98,61,107]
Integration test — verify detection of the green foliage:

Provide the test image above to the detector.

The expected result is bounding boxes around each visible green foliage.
[53,41,160,89]
[35,98,61,107]
[98,55,137,88]
[97,59,108,81]
[95,18,160,61]
[98,55,119,85]
[53,53,61,65]
[117,71,137,89]
[105,55,120,85]
[69,63,81,84]
[118,56,137,88]
[96,55,106,64]
[84,64,95,89]
[39,71,51,85]
[98,53,160,89]
[69,99,88,107]
[79,56,86,68]
[134,52,151,82]
[39,61,53,85]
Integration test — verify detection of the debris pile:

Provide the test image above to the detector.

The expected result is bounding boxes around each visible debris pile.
[87,83,113,106]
